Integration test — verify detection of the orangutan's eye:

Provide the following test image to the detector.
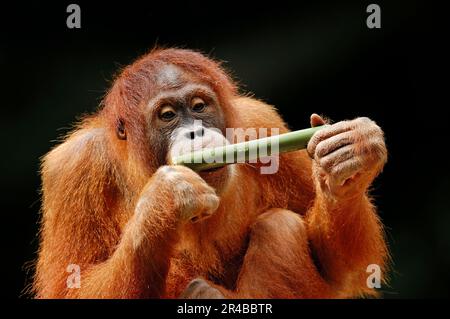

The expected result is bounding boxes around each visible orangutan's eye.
[191,97,207,113]
[159,105,177,121]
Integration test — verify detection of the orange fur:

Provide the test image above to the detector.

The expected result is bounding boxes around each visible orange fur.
[32,49,388,299]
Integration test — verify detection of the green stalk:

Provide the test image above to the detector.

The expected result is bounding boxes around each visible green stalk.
[171,126,325,171]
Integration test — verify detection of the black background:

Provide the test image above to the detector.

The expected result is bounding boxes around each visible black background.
[1,0,447,299]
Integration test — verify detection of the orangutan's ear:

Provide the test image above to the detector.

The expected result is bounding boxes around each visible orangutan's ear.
[116,118,127,140]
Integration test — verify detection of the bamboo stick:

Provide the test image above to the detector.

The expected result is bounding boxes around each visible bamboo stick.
[171,126,324,171]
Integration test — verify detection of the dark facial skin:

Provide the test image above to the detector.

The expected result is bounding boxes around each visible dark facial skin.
[143,64,230,190]
[147,83,226,141]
